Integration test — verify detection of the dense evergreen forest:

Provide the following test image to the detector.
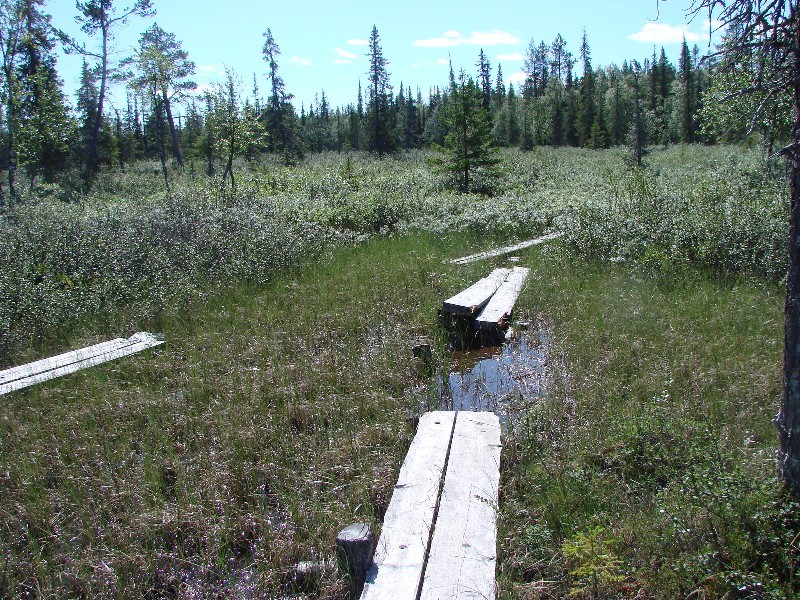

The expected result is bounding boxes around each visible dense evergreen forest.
[0,0,787,204]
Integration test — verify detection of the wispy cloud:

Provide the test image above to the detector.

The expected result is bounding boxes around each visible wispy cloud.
[413,58,451,68]
[415,29,520,48]
[629,22,702,43]
[347,38,368,46]
[190,83,215,96]
[497,52,524,61]
[334,59,352,65]
[507,71,527,85]
[197,65,222,77]
[334,48,358,61]
[289,56,312,67]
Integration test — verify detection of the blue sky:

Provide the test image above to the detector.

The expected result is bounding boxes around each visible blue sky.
[49,0,722,115]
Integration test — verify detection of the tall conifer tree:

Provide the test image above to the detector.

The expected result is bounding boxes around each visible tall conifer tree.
[365,25,394,156]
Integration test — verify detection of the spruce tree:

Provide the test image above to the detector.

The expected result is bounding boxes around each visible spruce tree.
[262,28,300,162]
[0,0,28,200]
[15,0,72,184]
[550,34,569,82]
[576,29,596,147]
[430,70,499,193]
[506,83,520,146]
[677,38,695,143]
[476,49,492,110]
[365,25,395,156]
[629,60,647,166]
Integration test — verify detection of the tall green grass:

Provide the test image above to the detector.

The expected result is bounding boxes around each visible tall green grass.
[0,233,473,597]
[499,242,792,598]
[0,146,785,365]
[0,144,793,597]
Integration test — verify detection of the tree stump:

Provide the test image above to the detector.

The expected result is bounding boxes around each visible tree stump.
[336,522,374,597]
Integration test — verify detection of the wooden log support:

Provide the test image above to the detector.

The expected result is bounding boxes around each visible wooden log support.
[450,232,563,265]
[362,411,501,599]
[0,332,164,395]
[475,267,530,331]
[442,269,510,316]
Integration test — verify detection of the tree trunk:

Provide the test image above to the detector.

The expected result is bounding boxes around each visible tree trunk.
[155,99,171,195]
[3,61,18,203]
[162,88,184,167]
[777,15,800,498]
[6,91,17,203]
[221,131,235,194]
[85,25,108,182]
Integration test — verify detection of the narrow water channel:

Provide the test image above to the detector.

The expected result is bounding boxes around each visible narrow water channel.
[440,331,549,426]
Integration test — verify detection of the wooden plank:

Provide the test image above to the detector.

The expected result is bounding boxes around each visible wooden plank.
[361,411,456,600]
[451,232,563,265]
[475,267,530,330]
[419,411,501,600]
[442,269,510,316]
[0,337,133,385]
[0,333,164,395]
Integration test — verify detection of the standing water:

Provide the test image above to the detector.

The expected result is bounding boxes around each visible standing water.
[441,330,549,426]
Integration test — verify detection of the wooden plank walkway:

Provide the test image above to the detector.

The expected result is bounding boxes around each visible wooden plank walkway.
[0,332,164,395]
[361,411,501,599]
[450,232,563,265]
[475,267,530,331]
[442,268,510,316]
[420,412,501,599]
[361,411,456,599]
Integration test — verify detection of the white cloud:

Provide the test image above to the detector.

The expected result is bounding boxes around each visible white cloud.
[347,38,368,46]
[497,52,524,61]
[415,29,520,48]
[467,30,520,46]
[415,35,458,48]
[335,48,358,60]
[629,22,702,43]
[190,83,215,96]
[289,56,312,67]
[413,58,451,68]
[507,71,528,86]
[197,65,222,77]
[334,59,353,65]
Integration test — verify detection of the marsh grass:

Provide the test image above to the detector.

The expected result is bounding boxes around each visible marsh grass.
[499,243,791,598]
[0,233,479,597]
[0,145,794,598]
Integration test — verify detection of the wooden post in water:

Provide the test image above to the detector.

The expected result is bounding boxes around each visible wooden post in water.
[336,522,374,597]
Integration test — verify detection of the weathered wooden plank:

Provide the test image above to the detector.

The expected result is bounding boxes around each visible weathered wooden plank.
[361,411,456,600]
[419,411,501,600]
[442,269,510,316]
[0,337,134,385]
[474,267,530,330]
[451,232,563,265]
[0,332,164,395]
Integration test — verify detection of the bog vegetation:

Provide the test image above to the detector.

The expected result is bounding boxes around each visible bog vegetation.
[0,0,798,598]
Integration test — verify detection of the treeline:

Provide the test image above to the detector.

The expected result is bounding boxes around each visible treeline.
[0,0,770,204]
